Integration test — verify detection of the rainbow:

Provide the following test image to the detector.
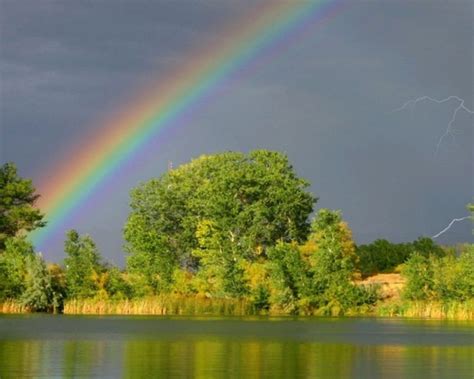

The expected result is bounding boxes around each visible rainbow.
[31,0,344,250]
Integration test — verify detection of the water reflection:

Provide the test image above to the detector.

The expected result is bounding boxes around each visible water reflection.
[1,339,473,378]
[0,317,473,378]
[124,340,359,378]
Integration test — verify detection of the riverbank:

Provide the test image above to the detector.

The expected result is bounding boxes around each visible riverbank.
[2,273,473,319]
[2,297,473,320]
[376,300,474,320]
[64,298,474,320]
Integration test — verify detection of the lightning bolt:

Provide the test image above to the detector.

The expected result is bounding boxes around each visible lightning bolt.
[393,96,474,239]
[432,216,471,239]
[392,95,474,155]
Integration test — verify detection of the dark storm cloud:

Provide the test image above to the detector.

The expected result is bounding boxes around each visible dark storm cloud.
[0,0,250,175]
[1,0,472,264]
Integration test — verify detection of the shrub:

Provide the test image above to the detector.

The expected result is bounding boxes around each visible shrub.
[357,237,445,276]
[402,246,474,302]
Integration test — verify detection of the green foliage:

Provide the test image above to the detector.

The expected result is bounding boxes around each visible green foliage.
[105,267,133,299]
[0,163,45,250]
[401,253,433,300]
[357,240,410,275]
[192,219,248,298]
[126,272,154,298]
[170,268,196,296]
[0,237,34,300]
[124,150,316,293]
[251,285,271,312]
[308,209,357,286]
[241,261,272,311]
[457,245,474,299]
[300,209,377,314]
[64,230,103,299]
[47,263,66,312]
[0,157,470,316]
[412,237,446,258]
[21,253,53,311]
[267,242,311,312]
[403,245,474,302]
[0,238,65,311]
[356,237,445,276]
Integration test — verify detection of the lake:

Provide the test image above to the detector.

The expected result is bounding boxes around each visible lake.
[0,315,473,378]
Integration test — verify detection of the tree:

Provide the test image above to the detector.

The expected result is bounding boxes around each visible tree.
[191,219,246,297]
[124,150,316,293]
[64,230,102,299]
[403,245,474,302]
[0,163,45,250]
[267,242,311,313]
[306,209,358,282]
[21,253,53,311]
[457,245,474,300]
[0,236,34,300]
[105,267,133,299]
[47,263,66,312]
[402,253,434,300]
[356,237,445,276]
[301,209,374,314]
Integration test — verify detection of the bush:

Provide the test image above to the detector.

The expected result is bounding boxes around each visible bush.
[457,245,474,299]
[357,237,445,276]
[105,267,133,299]
[402,254,433,300]
[402,245,474,302]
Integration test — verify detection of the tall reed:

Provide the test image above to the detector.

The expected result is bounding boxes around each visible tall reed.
[0,300,29,314]
[376,300,474,320]
[64,295,254,316]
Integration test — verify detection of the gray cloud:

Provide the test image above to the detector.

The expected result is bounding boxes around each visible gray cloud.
[1,0,472,264]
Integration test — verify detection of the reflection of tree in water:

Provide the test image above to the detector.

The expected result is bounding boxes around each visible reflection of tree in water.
[1,335,473,378]
[124,339,358,378]
[0,339,111,378]
[63,340,102,378]
[0,340,43,378]
[400,345,474,379]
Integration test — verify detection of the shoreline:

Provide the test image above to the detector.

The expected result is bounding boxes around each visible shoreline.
[2,298,473,320]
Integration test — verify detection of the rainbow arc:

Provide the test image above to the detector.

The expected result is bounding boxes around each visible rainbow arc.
[31,0,344,249]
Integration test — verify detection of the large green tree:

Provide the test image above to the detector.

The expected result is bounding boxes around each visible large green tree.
[124,150,316,293]
[0,162,45,250]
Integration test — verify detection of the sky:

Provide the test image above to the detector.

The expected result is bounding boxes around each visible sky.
[1,0,472,265]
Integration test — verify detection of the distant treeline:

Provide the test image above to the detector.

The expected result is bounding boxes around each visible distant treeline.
[1,152,473,317]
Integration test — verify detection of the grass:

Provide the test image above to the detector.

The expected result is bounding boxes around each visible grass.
[63,295,254,316]
[0,300,29,314]
[63,296,379,317]
[3,298,473,319]
[376,300,474,320]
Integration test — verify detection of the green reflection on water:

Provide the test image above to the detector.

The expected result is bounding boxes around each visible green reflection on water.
[0,317,473,378]
[123,340,358,378]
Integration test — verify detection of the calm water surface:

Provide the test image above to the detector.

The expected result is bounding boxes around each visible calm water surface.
[0,315,473,378]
